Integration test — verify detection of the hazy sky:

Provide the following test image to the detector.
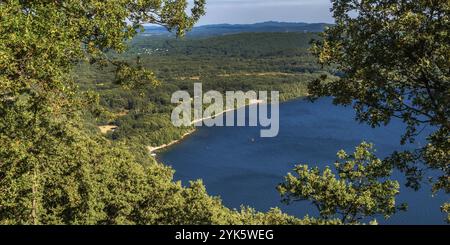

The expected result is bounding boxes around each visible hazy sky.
[193,0,334,25]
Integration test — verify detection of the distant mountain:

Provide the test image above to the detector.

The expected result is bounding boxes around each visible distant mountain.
[142,21,331,37]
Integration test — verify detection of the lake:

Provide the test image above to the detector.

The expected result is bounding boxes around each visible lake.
[158,97,448,224]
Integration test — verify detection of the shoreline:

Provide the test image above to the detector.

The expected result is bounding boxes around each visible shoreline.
[147,95,310,154]
[147,130,196,153]
[147,99,264,153]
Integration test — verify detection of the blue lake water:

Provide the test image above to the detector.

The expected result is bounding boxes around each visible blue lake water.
[159,98,448,224]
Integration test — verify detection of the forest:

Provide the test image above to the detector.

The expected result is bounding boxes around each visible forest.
[76,32,336,148]
[0,0,448,225]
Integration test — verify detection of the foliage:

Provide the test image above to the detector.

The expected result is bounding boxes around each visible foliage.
[76,32,336,147]
[442,202,450,224]
[309,0,449,210]
[1,0,425,225]
[0,0,331,225]
[1,0,232,225]
[278,142,406,224]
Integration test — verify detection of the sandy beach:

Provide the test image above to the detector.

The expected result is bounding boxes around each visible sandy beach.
[148,99,264,153]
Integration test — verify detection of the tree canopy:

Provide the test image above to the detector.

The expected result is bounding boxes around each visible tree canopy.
[0,0,341,226]
[2,0,446,225]
[0,0,211,225]
[278,142,406,224]
[309,0,449,208]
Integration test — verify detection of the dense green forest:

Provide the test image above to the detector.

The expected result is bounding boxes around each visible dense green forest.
[4,0,327,225]
[76,32,336,148]
[1,0,447,225]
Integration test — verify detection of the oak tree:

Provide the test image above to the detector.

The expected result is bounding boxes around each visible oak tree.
[309,0,449,204]
[278,142,406,224]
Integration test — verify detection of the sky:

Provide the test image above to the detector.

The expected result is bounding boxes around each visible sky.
[191,0,334,25]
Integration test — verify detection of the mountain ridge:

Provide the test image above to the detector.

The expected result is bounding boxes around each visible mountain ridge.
[142,21,331,37]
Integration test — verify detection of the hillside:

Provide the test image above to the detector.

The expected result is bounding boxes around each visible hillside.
[76,32,336,148]
[130,32,318,58]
